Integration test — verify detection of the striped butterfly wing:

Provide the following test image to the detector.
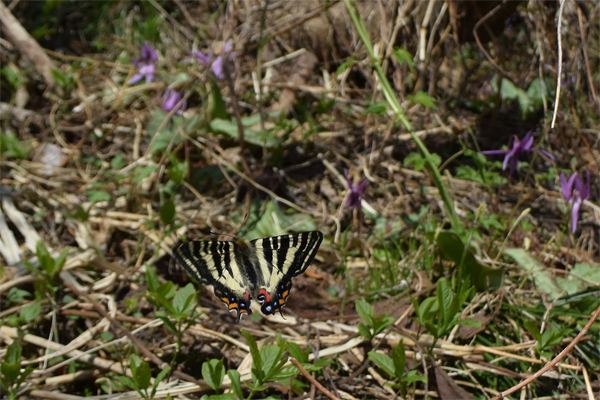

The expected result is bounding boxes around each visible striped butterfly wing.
[251,231,323,316]
[172,240,254,322]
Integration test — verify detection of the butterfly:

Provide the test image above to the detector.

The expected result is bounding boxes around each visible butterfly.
[172,231,323,322]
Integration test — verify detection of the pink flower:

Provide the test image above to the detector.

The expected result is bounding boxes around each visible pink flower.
[560,171,590,232]
[482,131,554,177]
[162,89,186,114]
[193,40,236,80]
[345,169,369,212]
[129,42,158,84]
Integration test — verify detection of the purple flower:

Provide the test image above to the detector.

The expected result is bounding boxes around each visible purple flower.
[162,88,186,114]
[560,171,590,232]
[193,40,236,80]
[129,42,158,84]
[481,131,555,177]
[345,169,369,212]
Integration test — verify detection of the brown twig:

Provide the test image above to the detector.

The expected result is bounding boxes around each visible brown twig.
[472,0,514,83]
[0,1,57,86]
[289,357,341,400]
[490,300,600,400]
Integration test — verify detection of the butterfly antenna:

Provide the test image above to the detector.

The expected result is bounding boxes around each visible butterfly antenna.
[279,310,286,320]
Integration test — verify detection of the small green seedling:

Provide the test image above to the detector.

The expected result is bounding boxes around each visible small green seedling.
[116,354,170,400]
[355,299,395,340]
[412,277,480,344]
[368,341,426,396]
[0,341,34,399]
[23,242,69,298]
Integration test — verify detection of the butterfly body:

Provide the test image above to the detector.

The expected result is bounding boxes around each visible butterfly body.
[172,231,323,322]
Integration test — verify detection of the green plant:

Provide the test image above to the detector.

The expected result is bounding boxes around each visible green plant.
[23,242,70,298]
[412,277,480,345]
[146,268,197,353]
[355,299,395,340]
[236,330,328,399]
[0,341,34,399]
[5,302,41,328]
[116,354,170,400]
[0,131,29,160]
[523,320,573,360]
[368,341,425,397]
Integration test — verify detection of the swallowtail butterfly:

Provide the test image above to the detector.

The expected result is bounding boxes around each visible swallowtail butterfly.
[172,231,323,322]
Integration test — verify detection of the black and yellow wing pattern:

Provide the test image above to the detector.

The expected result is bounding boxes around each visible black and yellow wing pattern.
[172,231,323,322]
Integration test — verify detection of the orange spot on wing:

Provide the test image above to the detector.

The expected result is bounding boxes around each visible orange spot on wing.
[229,303,238,310]
[221,297,230,304]
[278,298,285,305]
[281,290,289,299]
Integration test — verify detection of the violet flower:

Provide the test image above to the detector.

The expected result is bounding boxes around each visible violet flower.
[193,40,236,80]
[129,42,158,84]
[481,131,554,177]
[162,88,186,114]
[560,171,590,232]
[345,169,369,212]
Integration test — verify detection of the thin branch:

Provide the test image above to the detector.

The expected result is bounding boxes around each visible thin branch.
[289,357,341,400]
[490,300,600,400]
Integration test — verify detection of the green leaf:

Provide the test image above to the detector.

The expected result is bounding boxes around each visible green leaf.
[368,351,395,378]
[504,248,562,299]
[523,320,541,342]
[437,277,452,327]
[336,56,355,75]
[437,232,504,290]
[151,366,171,398]
[87,190,111,203]
[202,359,225,392]
[51,68,72,89]
[355,299,374,326]
[1,341,22,384]
[160,199,176,227]
[173,283,196,317]
[210,79,228,120]
[209,112,283,148]
[134,165,157,183]
[227,370,244,400]
[202,394,235,400]
[409,91,437,109]
[115,375,138,391]
[556,263,600,294]
[286,342,309,363]
[392,47,414,72]
[241,200,316,240]
[403,152,425,171]
[156,312,178,333]
[269,365,300,381]
[155,292,177,315]
[0,131,29,159]
[241,329,263,382]
[111,153,127,169]
[373,315,395,336]
[357,322,373,340]
[403,370,427,384]
[130,354,151,390]
[20,302,41,322]
[260,345,284,378]
[52,247,70,278]
[364,101,389,116]
[146,266,160,293]
[391,341,406,381]
[167,153,187,185]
